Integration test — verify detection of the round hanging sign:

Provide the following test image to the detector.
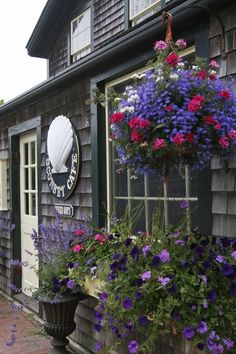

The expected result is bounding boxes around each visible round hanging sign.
[45,115,80,199]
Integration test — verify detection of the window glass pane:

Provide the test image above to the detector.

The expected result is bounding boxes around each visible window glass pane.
[84,28,90,46]
[114,169,128,196]
[25,193,29,215]
[31,194,36,216]
[190,170,198,197]
[24,143,28,165]
[30,141,35,164]
[147,172,164,197]
[31,167,36,191]
[167,172,186,197]
[114,199,128,219]
[167,201,186,227]
[149,200,164,231]
[189,202,198,230]
[24,168,29,190]
[131,201,145,233]
[130,175,144,197]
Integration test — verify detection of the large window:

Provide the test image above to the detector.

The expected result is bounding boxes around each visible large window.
[71,8,91,63]
[105,48,198,232]
[129,0,161,25]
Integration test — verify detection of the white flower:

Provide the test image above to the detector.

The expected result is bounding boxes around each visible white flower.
[130,174,138,179]
[209,70,217,75]
[127,94,139,103]
[192,65,199,70]
[114,97,122,102]
[169,73,179,80]
[177,62,185,68]
[156,76,164,82]
[120,106,134,113]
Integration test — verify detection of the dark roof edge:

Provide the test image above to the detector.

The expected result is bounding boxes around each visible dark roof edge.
[0,0,227,117]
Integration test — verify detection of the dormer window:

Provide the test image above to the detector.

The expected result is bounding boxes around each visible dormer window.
[71,8,91,63]
[129,0,162,25]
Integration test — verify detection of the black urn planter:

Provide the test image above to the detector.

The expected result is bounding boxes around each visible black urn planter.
[39,293,88,354]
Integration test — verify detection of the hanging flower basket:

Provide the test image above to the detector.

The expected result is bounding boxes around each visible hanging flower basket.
[109,39,236,175]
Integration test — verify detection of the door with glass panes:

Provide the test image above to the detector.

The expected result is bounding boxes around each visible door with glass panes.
[20,132,38,296]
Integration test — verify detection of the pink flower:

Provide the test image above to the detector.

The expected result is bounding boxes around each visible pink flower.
[204,115,216,126]
[219,90,230,99]
[187,95,204,112]
[214,123,222,130]
[74,229,85,236]
[72,244,84,252]
[172,133,185,145]
[164,105,173,111]
[209,59,220,68]
[129,117,151,129]
[219,136,230,148]
[154,40,167,51]
[110,112,125,123]
[229,129,236,140]
[165,53,180,67]
[95,234,107,244]
[175,39,187,49]
[131,130,144,143]
[153,138,166,150]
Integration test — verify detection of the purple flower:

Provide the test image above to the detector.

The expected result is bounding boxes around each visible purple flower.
[128,340,139,353]
[180,200,189,209]
[175,240,185,246]
[216,255,224,263]
[196,321,208,334]
[66,279,75,289]
[122,297,133,309]
[223,338,234,350]
[96,341,103,352]
[138,315,150,326]
[222,263,234,276]
[183,327,195,340]
[99,292,108,302]
[141,271,151,281]
[231,250,236,260]
[203,300,208,308]
[142,245,151,256]
[229,282,236,295]
[159,249,170,263]
[95,311,103,322]
[125,238,132,247]
[172,310,181,321]
[208,291,217,302]
[151,255,160,267]
[197,343,204,351]
[130,246,140,260]
[158,276,170,287]
[94,323,102,332]
[135,291,142,300]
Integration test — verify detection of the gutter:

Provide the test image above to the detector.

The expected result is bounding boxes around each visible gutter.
[0,0,229,117]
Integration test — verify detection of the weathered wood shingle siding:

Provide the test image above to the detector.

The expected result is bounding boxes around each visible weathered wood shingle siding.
[93,0,125,48]
[210,2,236,238]
[48,24,69,78]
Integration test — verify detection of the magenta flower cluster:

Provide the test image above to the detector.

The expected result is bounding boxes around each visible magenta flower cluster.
[110,40,236,174]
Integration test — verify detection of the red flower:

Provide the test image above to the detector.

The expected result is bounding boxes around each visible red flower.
[110,112,125,123]
[129,117,151,129]
[229,129,236,140]
[95,234,107,244]
[185,133,194,144]
[74,229,85,236]
[209,74,217,81]
[219,90,230,99]
[204,115,216,126]
[72,244,84,252]
[164,105,173,111]
[165,53,180,67]
[172,133,185,145]
[196,69,207,79]
[131,130,144,143]
[187,95,204,112]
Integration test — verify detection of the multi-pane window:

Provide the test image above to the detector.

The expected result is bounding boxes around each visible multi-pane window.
[105,48,198,232]
[71,8,91,63]
[129,0,161,25]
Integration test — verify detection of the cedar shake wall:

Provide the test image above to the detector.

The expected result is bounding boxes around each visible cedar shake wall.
[48,24,69,78]
[209,3,236,238]
[93,0,125,49]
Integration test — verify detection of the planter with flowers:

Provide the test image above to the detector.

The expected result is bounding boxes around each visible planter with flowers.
[108,39,236,176]
[31,214,88,354]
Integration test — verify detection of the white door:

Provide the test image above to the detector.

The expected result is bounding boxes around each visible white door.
[20,132,38,296]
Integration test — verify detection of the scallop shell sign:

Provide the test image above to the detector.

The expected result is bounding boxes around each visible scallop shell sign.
[46,115,80,199]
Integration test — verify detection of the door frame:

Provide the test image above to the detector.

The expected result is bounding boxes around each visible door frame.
[8,116,41,301]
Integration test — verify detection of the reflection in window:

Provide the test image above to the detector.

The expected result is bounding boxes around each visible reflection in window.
[71,8,91,63]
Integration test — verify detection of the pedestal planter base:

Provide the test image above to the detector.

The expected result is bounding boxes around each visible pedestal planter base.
[39,293,87,354]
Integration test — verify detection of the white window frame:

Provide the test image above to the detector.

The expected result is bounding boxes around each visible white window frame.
[129,0,161,25]
[105,46,197,231]
[0,159,7,210]
[71,8,91,62]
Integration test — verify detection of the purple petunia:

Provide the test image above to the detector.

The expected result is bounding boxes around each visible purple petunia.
[231,250,236,260]
[141,271,151,281]
[196,321,208,334]
[183,327,195,340]
[216,255,224,263]
[66,279,75,289]
[122,297,133,309]
[96,341,103,352]
[128,340,139,353]
[158,276,170,287]
[159,249,170,263]
[142,245,151,256]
